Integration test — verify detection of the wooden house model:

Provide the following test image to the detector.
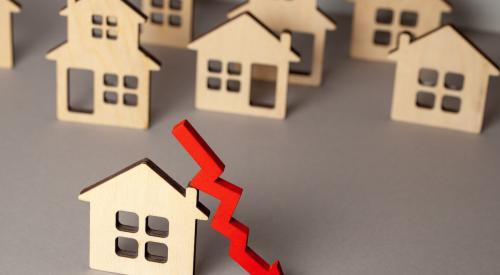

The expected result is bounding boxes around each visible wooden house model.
[46,0,161,129]
[140,0,193,48]
[389,26,499,133]
[228,0,336,87]
[188,13,299,119]
[348,0,451,62]
[79,159,209,275]
[0,0,20,69]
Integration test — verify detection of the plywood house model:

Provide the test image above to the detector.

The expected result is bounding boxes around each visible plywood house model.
[389,26,500,134]
[140,0,193,48]
[79,159,209,275]
[228,0,336,87]
[0,0,20,69]
[46,0,161,129]
[188,13,299,119]
[348,0,452,62]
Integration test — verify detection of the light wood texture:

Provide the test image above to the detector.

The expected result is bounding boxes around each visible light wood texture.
[389,26,500,133]
[46,0,161,129]
[188,13,299,119]
[228,0,336,87]
[348,0,451,62]
[0,0,20,69]
[79,159,209,275]
[140,0,193,48]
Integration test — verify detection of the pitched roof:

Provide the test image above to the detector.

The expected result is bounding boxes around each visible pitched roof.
[60,0,145,22]
[347,0,452,12]
[1,0,21,13]
[389,25,499,76]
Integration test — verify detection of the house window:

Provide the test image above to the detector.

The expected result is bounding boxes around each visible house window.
[146,216,169,238]
[92,14,119,40]
[206,60,242,93]
[149,0,182,27]
[373,30,391,46]
[116,237,139,259]
[145,242,168,263]
[376,8,393,25]
[116,211,139,233]
[400,11,418,27]
[103,74,139,106]
[415,69,464,113]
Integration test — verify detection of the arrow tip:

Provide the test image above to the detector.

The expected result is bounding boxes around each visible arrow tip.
[268,261,283,275]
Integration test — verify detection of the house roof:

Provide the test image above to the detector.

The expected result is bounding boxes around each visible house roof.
[228,0,336,31]
[347,0,452,12]
[389,25,500,76]
[79,158,210,220]
[59,0,146,22]
[189,13,300,63]
[1,0,21,13]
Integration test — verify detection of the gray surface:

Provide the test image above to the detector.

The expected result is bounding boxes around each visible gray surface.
[1,0,500,274]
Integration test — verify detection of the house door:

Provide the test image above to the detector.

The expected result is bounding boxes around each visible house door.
[68,69,94,113]
[250,64,277,109]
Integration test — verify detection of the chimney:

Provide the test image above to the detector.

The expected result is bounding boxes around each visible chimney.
[397,32,412,49]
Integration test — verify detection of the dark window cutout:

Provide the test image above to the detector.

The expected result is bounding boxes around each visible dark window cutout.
[116,211,139,233]
[227,80,241,92]
[145,242,168,264]
[124,76,139,89]
[442,96,461,113]
[444,72,464,91]
[115,237,139,259]
[92,15,103,25]
[416,91,435,109]
[92,28,103,38]
[107,29,118,40]
[151,13,164,25]
[169,15,182,27]
[207,77,221,90]
[290,32,314,75]
[152,0,164,8]
[376,8,393,24]
[418,68,438,87]
[373,30,391,46]
[124,93,138,106]
[400,11,418,27]
[250,64,277,109]
[227,62,242,75]
[107,16,118,26]
[68,69,94,113]
[170,0,182,10]
[104,91,118,104]
[146,216,169,238]
[208,60,222,73]
[104,74,118,87]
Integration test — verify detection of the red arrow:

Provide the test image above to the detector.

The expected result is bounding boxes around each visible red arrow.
[172,119,284,275]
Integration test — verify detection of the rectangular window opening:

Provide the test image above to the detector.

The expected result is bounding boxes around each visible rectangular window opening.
[250,64,277,109]
[444,72,464,91]
[170,0,181,10]
[104,91,118,104]
[416,91,435,109]
[227,79,241,93]
[207,77,221,90]
[145,242,168,263]
[208,60,222,73]
[442,96,461,113]
[152,0,164,8]
[151,13,164,25]
[68,68,94,114]
[124,93,138,106]
[373,30,391,46]
[115,237,138,259]
[290,32,314,75]
[418,68,439,87]
[146,216,169,238]
[168,15,182,27]
[400,11,418,27]
[376,8,393,25]
[116,211,139,233]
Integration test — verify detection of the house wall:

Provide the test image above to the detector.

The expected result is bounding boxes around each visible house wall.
[0,12,13,68]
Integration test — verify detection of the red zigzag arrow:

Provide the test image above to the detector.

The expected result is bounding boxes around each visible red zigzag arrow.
[173,120,283,275]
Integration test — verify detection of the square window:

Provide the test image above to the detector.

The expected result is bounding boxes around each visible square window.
[107,29,118,40]
[151,13,164,25]
[168,15,181,27]
[115,237,138,259]
[400,11,418,27]
[170,0,182,10]
[416,91,435,109]
[228,62,242,75]
[92,28,103,38]
[124,93,138,106]
[124,76,139,89]
[116,211,139,233]
[104,73,118,87]
[442,96,461,113]
[376,8,393,24]
[146,216,169,238]
[104,91,118,104]
[227,80,241,92]
[107,16,118,26]
[207,77,221,90]
[418,68,439,87]
[92,15,103,25]
[373,30,391,46]
[444,72,464,91]
[145,242,168,263]
[208,60,222,73]
[152,0,164,8]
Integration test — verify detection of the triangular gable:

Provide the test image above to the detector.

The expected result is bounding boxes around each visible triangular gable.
[1,0,21,13]
[347,0,452,12]
[228,0,336,31]
[189,13,299,63]
[389,25,500,76]
[60,0,145,23]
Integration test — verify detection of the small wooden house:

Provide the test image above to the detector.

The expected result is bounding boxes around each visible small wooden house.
[79,159,209,275]
[140,0,193,48]
[188,13,299,119]
[0,0,20,69]
[389,26,499,133]
[46,0,160,129]
[348,0,451,62]
[228,0,336,87]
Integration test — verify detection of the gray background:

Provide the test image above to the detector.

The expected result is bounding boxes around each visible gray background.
[1,0,500,274]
